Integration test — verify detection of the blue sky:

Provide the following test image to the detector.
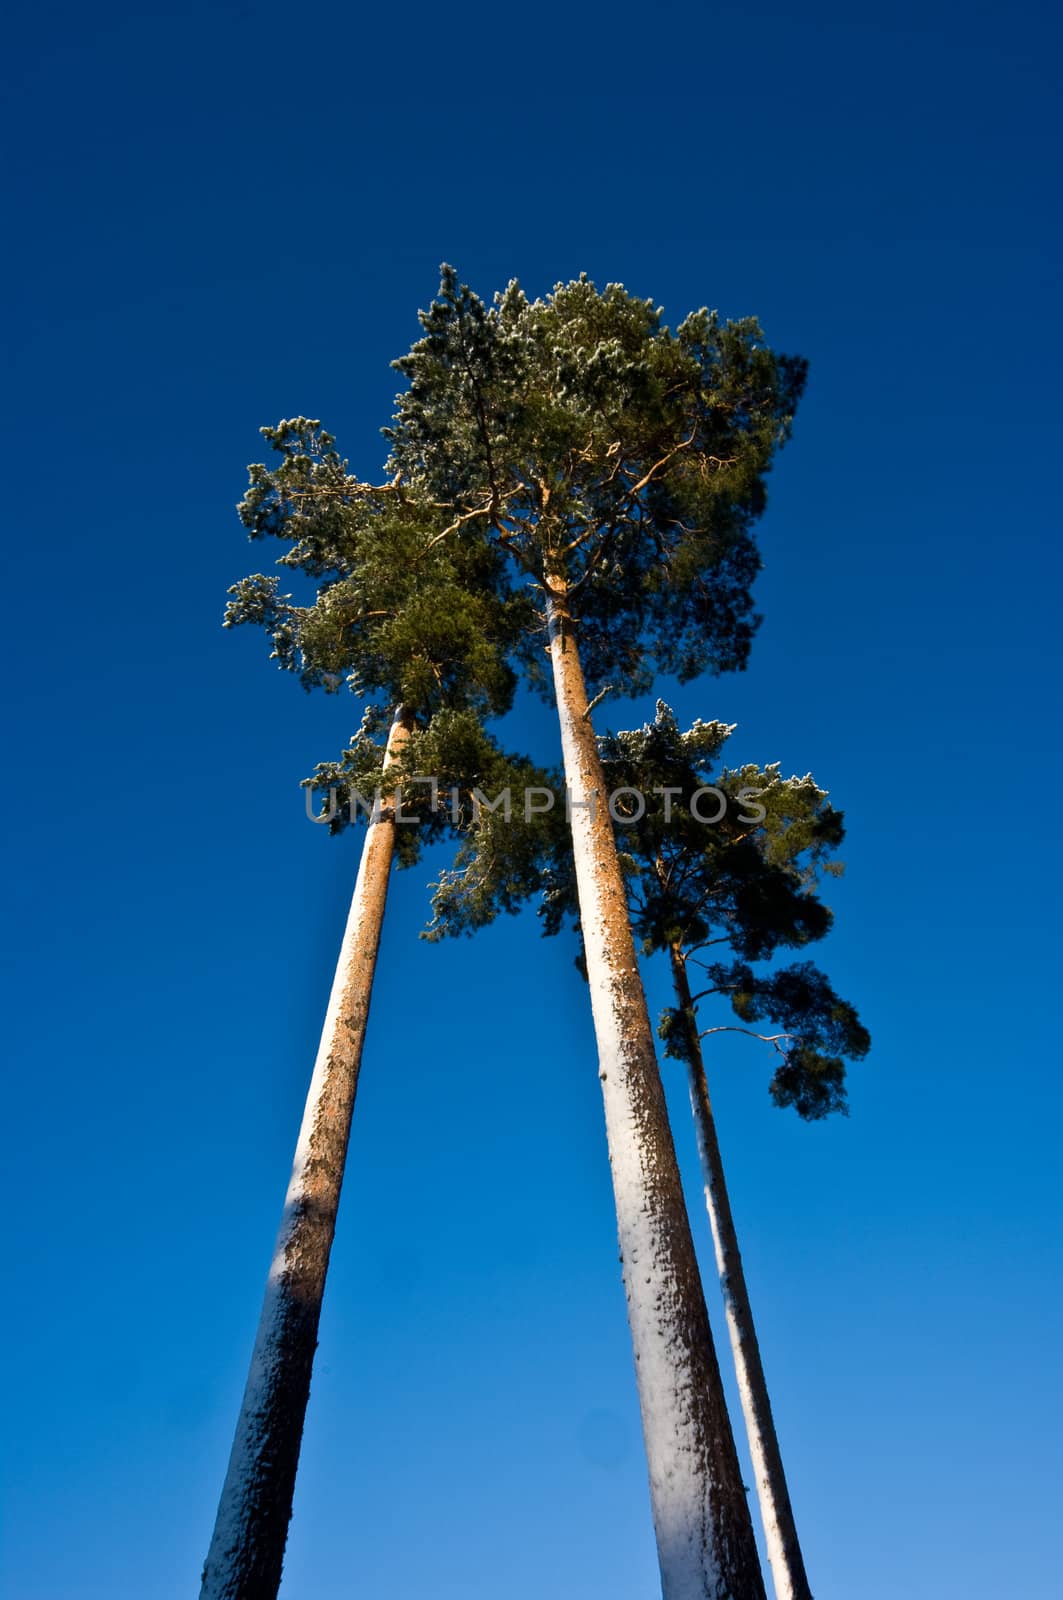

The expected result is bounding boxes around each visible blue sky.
[3,0,1061,1595]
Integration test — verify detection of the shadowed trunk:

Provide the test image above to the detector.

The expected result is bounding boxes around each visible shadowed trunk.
[669,945,812,1600]
[547,580,765,1600]
[200,706,413,1600]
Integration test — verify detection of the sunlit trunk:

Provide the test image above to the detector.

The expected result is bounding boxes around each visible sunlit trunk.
[670,946,812,1600]
[201,707,413,1600]
[547,581,765,1600]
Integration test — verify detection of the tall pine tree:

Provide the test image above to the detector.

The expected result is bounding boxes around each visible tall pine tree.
[203,421,531,1599]
[376,268,806,1599]
[427,702,870,1600]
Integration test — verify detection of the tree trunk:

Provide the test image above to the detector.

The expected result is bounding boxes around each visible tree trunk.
[669,945,812,1600]
[201,706,413,1600]
[546,581,765,1600]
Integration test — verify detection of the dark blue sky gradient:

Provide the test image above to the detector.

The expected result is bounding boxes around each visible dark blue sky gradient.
[3,1,1061,1595]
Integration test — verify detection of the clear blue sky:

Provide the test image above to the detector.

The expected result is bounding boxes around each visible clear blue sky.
[3,1,1061,1595]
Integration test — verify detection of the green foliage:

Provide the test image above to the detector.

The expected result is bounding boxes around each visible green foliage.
[660,961,870,1119]
[429,699,868,1119]
[224,279,851,1114]
[385,267,806,694]
[227,265,806,906]
[303,707,555,874]
[656,1002,700,1067]
[532,701,844,957]
[225,417,529,717]
[225,415,554,877]
[422,765,568,941]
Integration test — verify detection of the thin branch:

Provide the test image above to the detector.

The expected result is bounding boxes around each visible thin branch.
[277,471,404,503]
[684,940,731,964]
[626,428,697,495]
[697,1027,798,1054]
[418,496,501,555]
[328,607,392,626]
[496,527,547,580]
[583,684,616,721]
[567,523,619,595]
[558,521,603,556]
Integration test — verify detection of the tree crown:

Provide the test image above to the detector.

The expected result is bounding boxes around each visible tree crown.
[385,267,807,694]
[427,701,869,1118]
[226,417,529,719]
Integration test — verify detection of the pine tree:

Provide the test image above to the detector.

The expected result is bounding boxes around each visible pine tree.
[202,422,530,1599]
[375,269,807,1599]
[588,705,869,1600]
[430,702,869,1600]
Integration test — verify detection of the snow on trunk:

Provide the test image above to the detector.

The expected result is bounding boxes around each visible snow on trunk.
[547,585,765,1600]
[670,947,812,1600]
[200,707,413,1600]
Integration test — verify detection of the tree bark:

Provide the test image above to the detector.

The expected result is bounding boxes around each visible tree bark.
[547,581,765,1600]
[669,945,812,1600]
[201,706,413,1600]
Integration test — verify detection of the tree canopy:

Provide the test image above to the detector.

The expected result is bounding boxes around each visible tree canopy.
[225,417,527,715]
[385,267,806,693]
[427,702,869,1119]
[224,417,547,867]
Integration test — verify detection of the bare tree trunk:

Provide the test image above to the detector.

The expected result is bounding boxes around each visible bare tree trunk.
[201,707,413,1600]
[669,946,812,1600]
[547,581,765,1600]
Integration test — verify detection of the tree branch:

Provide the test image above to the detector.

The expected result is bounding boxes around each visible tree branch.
[583,684,616,721]
[626,428,697,495]
[697,1027,798,1054]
